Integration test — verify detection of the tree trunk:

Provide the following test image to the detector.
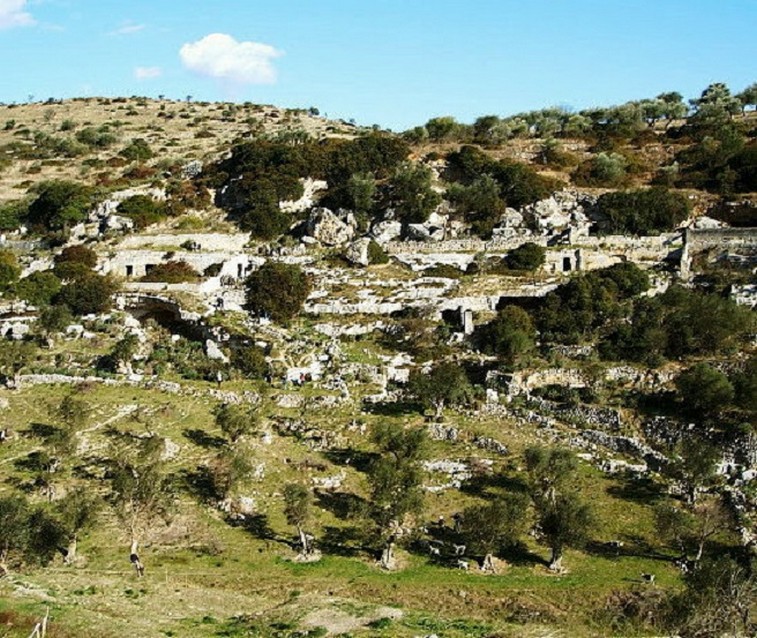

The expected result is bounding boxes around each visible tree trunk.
[130,538,145,577]
[64,536,77,565]
[297,526,310,555]
[548,546,563,572]
[380,541,395,570]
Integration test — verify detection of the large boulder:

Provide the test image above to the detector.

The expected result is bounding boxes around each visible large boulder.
[306,208,355,246]
[344,238,371,267]
[370,219,403,243]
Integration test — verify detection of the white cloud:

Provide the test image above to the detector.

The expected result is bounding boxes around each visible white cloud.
[134,66,162,80]
[0,0,35,30]
[179,33,282,85]
[109,21,146,36]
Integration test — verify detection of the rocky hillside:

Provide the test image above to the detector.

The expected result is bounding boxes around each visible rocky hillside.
[0,90,755,638]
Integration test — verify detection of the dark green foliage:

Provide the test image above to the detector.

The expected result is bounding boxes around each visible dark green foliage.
[573,152,628,187]
[16,270,62,306]
[667,556,756,637]
[233,179,291,239]
[25,180,97,233]
[425,116,462,142]
[676,364,735,416]
[446,146,557,209]
[231,345,269,379]
[476,305,536,363]
[56,487,101,541]
[600,286,754,363]
[117,194,167,230]
[148,335,224,382]
[75,125,117,149]
[57,273,118,315]
[245,262,311,324]
[387,162,441,224]
[110,437,174,539]
[0,250,20,290]
[37,304,72,334]
[536,263,650,344]
[119,138,153,162]
[0,199,27,231]
[140,260,201,283]
[538,493,594,568]
[595,187,690,235]
[408,362,473,417]
[728,140,757,192]
[367,240,389,265]
[675,124,747,194]
[55,244,98,269]
[99,334,140,372]
[524,446,579,506]
[323,133,409,186]
[446,174,505,237]
[460,493,529,556]
[525,446,593,572]
[0,495,67,572]
[213,402,259,443]
[367,423,426,532]
[504,242,546,271]
[732,357,757,413]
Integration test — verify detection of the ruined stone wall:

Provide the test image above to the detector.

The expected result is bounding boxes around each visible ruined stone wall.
[99,249,264,279]
[116,232,251,251]
[680,227,757,280]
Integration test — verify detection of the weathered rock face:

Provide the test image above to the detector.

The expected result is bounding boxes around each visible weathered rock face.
[306,208,355,246]
[344,238,371,266]
[520,190,595,236]
[205,339,229,363]
[280,178,328,213]
[406,212,448,242]
[371,219,403,243]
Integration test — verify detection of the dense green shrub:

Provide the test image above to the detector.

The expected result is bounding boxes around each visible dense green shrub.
[141,260,201,283]
[0,199,27,231]
[231,346,269,379]
[446,146,557,209]
[367,240,389,265]
[25,180,98,233]
[476,305,536,362]
[0,250,21,290]
[56,273,118,315]
[536,263,650,343]
[504,242,546,271]
[16,271,62,306]
[245,262,311,324]
[676,364,735,416]
[600,285,754,364]
[117,194,167,229]
[119,138,153,162]
[595,187,691,235]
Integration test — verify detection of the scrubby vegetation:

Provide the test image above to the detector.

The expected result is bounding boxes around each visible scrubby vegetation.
[0,87,754,638]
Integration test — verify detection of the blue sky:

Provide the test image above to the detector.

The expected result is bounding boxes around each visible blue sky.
[1,0,755,130]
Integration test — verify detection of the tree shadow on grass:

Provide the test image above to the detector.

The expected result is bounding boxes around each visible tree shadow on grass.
[606,475,664,505]
[320,525,368,557]
[182,428,226,449]
[361,399,422,417]
[315,489,366,520]
[23,422,57,439]
[322,449,376,473]
[181,466,219,504]
[459,472,529,498]
[585,536,667,562]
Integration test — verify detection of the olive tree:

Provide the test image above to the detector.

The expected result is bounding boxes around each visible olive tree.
[366,423,426,568]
